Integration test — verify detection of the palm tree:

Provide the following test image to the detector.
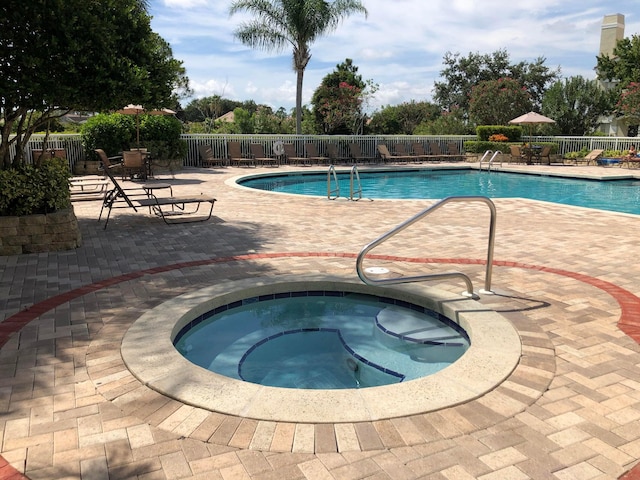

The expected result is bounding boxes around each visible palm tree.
[229,0,367,134]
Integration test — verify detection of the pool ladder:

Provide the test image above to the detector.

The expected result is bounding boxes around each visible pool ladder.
[356,196,497,298]
[327,165,365,201]
[479,150,502,171]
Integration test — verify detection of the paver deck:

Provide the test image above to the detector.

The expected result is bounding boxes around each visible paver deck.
[1,162,640,479]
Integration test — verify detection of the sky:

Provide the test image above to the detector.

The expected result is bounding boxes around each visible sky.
[148,1,638,113]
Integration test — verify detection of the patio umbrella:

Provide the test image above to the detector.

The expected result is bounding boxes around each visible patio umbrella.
[508,111,556,147]
[116,104,176,144]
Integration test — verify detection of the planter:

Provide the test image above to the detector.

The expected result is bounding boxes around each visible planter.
[0,208,82,255]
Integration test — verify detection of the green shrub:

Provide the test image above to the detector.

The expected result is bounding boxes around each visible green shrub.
[464,141,512,154]
[476,125,522,142]
[81,113,134,158]
[0,158,71,216]
[81,113,185,161]
[604,149,624,158]
[465,141,559,155]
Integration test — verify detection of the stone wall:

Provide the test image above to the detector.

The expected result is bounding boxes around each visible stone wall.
[0,208,82,255]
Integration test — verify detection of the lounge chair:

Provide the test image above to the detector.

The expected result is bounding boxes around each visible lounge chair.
[326,143,348,164]
[428,142,448,161]
[199,144,227,167]
[394,144,419,163]
[96,150,216,229]
[412,143,438,162]
[570,149,603,165]
[250,143,278,166]
[283,143,308,166]
[69,175,111,201]
[447,143,465,161]
[349,143,375,164]
[305,143,329,165]
[227,141,253,167]
[622,154,640,168]
[377,144,412,163]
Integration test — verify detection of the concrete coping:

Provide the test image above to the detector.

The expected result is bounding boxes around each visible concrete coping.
[121,275,521,423]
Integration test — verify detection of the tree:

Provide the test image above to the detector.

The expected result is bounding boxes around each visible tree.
[596,35,640,137]
[368,101,440,135]
[229,0,367,134]
[311,59,375,134]
[469,78,532,126]
[541,76,614,135]
[433,49,560,118]
[596,35,640,87]
[0,0,188,168]
[414,107,471,135]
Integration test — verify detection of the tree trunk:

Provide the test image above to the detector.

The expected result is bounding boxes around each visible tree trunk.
[295,67,304,134]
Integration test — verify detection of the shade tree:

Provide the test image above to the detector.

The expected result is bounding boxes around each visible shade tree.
[433,49,560,118]
[311,59,376,134]
[468,77,532,126]
[0,0,188,168]
[541,76,614,135]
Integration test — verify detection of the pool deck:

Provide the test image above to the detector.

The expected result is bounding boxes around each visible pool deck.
[2,162,640,479]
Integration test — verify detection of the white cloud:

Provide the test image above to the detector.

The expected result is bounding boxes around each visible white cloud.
[150,1,639,110]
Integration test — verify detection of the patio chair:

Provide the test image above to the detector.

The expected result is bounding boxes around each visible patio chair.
[250,143,278,166]
[227,141,253,167]
[283,143,308,166]
[96,150,216,229]
[95,148,123,170]
[199,144,227,167]
[377,144,412,163]
[537,145,552,164]
[508,145,526,164]
[122,150,148,180]
[305,143,329,165]
[349,143,375,164]
[326,143,348,164]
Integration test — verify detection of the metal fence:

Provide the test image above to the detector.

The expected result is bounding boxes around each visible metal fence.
[17,133,640,172]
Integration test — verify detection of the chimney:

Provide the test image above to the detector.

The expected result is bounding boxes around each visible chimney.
[599,14,625,57]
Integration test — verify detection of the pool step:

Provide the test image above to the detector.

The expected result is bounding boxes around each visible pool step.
[375,306,466,345]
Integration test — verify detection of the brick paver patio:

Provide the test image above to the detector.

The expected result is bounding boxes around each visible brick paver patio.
[1,163,640,479]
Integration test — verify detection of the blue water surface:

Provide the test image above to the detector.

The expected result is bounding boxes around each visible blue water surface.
[174,293,469,389]
[239,169,640,215]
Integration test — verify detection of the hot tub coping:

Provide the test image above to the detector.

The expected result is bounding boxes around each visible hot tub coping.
[121,275,521,423]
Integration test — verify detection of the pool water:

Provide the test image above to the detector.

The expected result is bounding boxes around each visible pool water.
[174,292,469,389]
[239,169,640,215]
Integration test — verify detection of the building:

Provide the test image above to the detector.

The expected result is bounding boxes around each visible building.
[596,13,633,136]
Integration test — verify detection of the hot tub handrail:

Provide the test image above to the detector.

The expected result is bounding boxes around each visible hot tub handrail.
[356,196,497,297]
[327,165,340,200]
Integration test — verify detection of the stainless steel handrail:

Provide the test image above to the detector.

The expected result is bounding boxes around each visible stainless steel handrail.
[327,165,340,200]
[349,165,362,201]
[479,150,502,170]
[356,196,497,297]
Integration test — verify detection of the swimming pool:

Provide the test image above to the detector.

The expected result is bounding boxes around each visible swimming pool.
[239,169,640,215]
[174,291,469,389]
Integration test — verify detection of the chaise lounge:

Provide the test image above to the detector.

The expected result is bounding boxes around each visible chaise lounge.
[96,150,216,229]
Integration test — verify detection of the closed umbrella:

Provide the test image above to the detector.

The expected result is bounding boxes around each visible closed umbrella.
[116,104,176,144]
